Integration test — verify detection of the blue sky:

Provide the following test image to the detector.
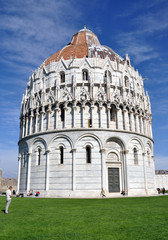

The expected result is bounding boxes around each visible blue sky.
[0,0,168,178]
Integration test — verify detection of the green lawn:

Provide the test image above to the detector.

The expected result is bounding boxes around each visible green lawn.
[0,196,168,240]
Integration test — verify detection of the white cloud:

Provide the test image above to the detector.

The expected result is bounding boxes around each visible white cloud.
[115,1,168,64]
[117,0,168,18]
[133,8,168,35]
[0,0,80,72]
[116,32,159,64]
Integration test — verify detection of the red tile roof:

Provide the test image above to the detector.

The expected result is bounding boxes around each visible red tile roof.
[41,29,122,68]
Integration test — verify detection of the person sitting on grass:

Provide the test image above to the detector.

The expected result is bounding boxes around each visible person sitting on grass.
[27,190,33,196]
[35,191,40,197]
[121,190,125,195]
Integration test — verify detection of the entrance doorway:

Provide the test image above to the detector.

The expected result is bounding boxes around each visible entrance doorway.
[108,168,120,192]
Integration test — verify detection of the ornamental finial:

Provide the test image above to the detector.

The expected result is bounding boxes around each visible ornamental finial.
[84,24,86,29]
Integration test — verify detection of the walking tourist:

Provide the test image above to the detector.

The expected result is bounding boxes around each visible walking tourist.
[5,186,13,214]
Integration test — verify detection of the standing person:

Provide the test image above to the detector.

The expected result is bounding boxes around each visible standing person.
[100,188,106,198]
[162,187,166,194]
[5,186,13,214]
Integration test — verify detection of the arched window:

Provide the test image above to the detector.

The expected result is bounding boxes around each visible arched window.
[133,148,138,165]
[124,76,129,87]
[104,70,112,83]
[82,70,88,81]
[60,146,64,164]
[37,148,41,165]
[110,105,116,121]
[86,145,91,163]
[60,105,65,122]
[104,71,107,83]
[60,71,65,83]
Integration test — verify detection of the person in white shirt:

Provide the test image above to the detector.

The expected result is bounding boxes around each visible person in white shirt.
[5,186,13,214]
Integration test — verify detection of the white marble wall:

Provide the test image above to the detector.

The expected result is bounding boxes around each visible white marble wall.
[18,56,155,197]
[155,175,168,189]
[18,130,156,197]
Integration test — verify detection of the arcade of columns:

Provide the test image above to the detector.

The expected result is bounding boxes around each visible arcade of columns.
[20,73,153,140]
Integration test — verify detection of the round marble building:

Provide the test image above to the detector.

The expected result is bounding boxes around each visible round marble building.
[18,28,156,197]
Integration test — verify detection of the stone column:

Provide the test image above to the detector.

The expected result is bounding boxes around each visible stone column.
[143,117,146,135]
[122,109,126,130]
[22,117,25,138]
[17,155,21,194]
[101,148,106,191]
[134,113,138,132]
[136,114,140,133]
[99,104,103,128]
[64,105,68,128]
[72,104,76,128]
[47,105,52,130]
[25,115,29,136]
[145,118,148,136]
[19,119,23,139]
[139,116,142,133]
[82,103,85,128]
[149,120,153,138]
[117,108,123,130]
[55,106,59,129]
[138,116,141,133]
[107,84,110,100]
[46,150,50,191]
[53,107,56,129]
[91,104,94,128]
[146,119,149,136]
[129,111,134,131]
[35,109,39,133]
[122,150,129,194]
[29,109,33,135]
[142,153,148,194]
[91,82,94,99]
[107,104,111,128]
[116,107,119,129]
[140,116,143,134]
[124,109,129,131]
[72,148,76,191]
[41,106,45,132]
[27,153,31,192]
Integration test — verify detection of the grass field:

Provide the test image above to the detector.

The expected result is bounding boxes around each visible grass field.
[0,195,168,240]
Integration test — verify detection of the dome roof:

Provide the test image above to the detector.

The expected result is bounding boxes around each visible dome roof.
[41,28,122,67]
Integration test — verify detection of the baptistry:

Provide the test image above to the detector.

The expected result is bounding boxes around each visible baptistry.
[18,27,156,197]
